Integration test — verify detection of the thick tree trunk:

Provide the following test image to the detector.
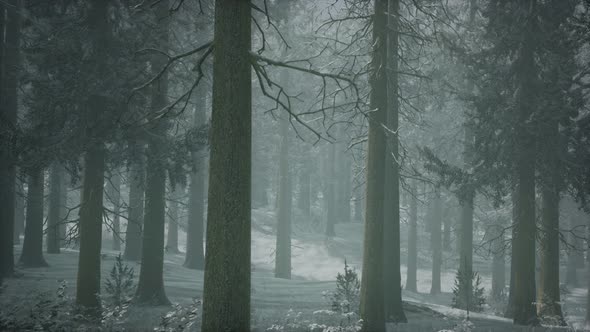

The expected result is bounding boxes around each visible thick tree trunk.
[459,126,475,302]
[537,118,565,324]
[58,171,68,246]
[47,163,64,254]
[383,0,405,321]
[275,114,292,279]
[20,168,48,267]
[166,182,181,254]
[586,261,590,329]
[359,1,388,331]
[0,0,20,279]
[76,143,105,312]
[201,1,251,330]
[124,142,144,261]
[443,208,452,251]
[512,3,538,323]
[430,192,443,295]
[406,182,418,293]
[184,88,207,270]
[107,172,121,251]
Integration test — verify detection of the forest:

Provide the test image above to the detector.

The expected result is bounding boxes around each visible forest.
[0,0,589,331]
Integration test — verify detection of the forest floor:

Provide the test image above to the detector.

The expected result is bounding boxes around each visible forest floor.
[1,207,588,331]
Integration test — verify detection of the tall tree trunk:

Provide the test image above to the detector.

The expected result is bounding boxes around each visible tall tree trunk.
[459,128,475,303]
[106,171,121,251]
[201,0,251,330]
[75,0,108,314]
[537,120,564,324]
[134,1,170,305]
[586,259,590,329]
[59,171,68,246]
[124,142,144,261]
[0,0,20,279]
[566,216,579,287]
[443,208,451,251]
[47,163,64,254]
[406,181,418,293]
[359,1,388,330]
[166,182,181,254]
[275,114,292,279]
[383,0,406,321]
[491,223,506,300]
[19,168,48,267]
[14,176,25,245]
[184,87,207,270]
[326,143,336,237]
[76,142,105,312]
[512,1,538,324]
[430,191,442,295]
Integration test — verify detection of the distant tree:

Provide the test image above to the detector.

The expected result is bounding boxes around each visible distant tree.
[405,181,418,293]
[430,191,443,295]
[124,142,145,261]
[166,181,181,254]
[47,163,65,254]
[106,171,122,251]
[19,168,48,267]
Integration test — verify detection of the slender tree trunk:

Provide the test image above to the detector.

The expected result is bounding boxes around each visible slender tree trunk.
[491,223,506,300]
[459,127,475,302]
[359,1,388,331]
[166,182,181,254]
[76,142,105,312]
[326,143,336,237]
[134,1,170,305]
[512,2,538,324]
[443,208,451,251]
[0,0,20,279]
[406,182,418,293]
[20,168,48,267]
[275,113,292,279]
[430,192,442,295]
[566,217,579,287]
[201,1,251,330]
[47,163,64,254]
[586,260,590,329]
[297,155,311,218]
[124,142,144,261]
[383,0,406,321]
[106,171,121,251]
[59,171,68,246]
[14,177,25,245]
[184,87,207,270]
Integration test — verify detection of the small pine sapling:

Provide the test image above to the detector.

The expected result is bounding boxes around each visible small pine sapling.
[331,260,360,314]
[104,253,135,306]
[451,266,485,318]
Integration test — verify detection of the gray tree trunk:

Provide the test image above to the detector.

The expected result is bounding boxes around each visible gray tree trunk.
[201,1,251,330]
[13,177,25,245]
[275,113,292,279]
[359,1,388,331]
[326,143,336,237]
[430,192,442,295]
[47,163,64,254]
[20,168,48,267]
[490,223,506,300]
[107,171,121,251]
[166,182,181,254]
[124,142,144,261]
[406,181,418,293]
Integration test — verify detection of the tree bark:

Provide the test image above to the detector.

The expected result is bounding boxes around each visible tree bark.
[75,143,105,312]
[47,163,64,254]
[430,192,442,295]
[512,1,538,324]
[166,182,181,254]
[326,143,336,237]
[383,0,406,321]
[298,155,311,217]
[406,181,418,293]
[124,142,144,261]
[201,1,251,330]
[359,1,388,331]
[275,113,292,279]
[0,0,20,279]
[107,171,121,251]
[491,223,506,300]
[13,176,25,245]
[19,168,48,267]
[184,86,207,270]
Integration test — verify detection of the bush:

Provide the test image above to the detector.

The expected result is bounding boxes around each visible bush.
[156,298,201,332]
[451,266,485,315]
[330,260,360,315]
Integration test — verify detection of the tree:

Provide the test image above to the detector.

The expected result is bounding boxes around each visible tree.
[183,88,207,270]
[166,182,182,254]
[0,0,21,280]
[383,0,406,322]
[75,0,110,313]
[405,181,418,293]
[107,171,122,251]
[47,163,65,254]
[13,177,25,245]
[430,191,443,295]
[124,142,144,261]
[275,113,292,279]
[19,168,48,267]
[359,0,388,330]
[201,0,251,329]
[134,1,171,306]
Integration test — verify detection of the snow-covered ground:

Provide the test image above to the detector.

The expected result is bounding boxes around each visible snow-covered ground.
[1,207,588,331]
